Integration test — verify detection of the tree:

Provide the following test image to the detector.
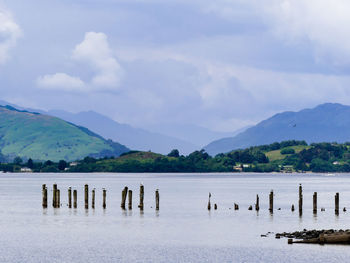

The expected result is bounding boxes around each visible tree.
[27,158,34,169]
[58,160,68,171]
[168,149,180,158]
[13,156,23,165]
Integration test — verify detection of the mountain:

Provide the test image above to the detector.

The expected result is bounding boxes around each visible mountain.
[0,106,129,161]
[46,110,198,155]
[205,103,350,155]
[144,123,242,147]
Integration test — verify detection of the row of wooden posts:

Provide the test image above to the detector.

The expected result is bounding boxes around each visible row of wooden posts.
[42,184,159,210]
[207,184,344,214]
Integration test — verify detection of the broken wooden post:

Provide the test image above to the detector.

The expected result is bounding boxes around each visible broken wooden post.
[53,184,57,208]
[291,204,295,211]
[207,192,211,211]
[313,192,317,214]
[121,186,128,209]
[84,184,89,209]
[138,184,144,210]
[102,188,106,209]
[255,194,260,211]
[214,204,217,210]
[42,184,47,208]
[234,203,239,210]
[299,184,303,215]
[73,189,77,208]
[269,190,273,213]
[155,189,159,210]
[68,187,72,208]
[56,189,60,208]
[92,188,95,209]
[335,192,339,214]
[128,190,132,210]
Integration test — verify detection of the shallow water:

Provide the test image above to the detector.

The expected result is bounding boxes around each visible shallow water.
[0,172,350,262]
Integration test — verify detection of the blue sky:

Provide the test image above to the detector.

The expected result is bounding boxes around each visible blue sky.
[1,0,350,132]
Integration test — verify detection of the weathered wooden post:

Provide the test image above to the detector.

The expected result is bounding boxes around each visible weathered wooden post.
[102,189,106,209]
[92,188,95,209]
[255,194,260,211]
[53,184,57,208]
[269,190,273,213]
[73,189,77,208]
[42,184,47,208]
[335,192,339,214]
[207,192,211,211]
[234,203,239,210]
[121,186,128,209]
[313,192,317,214]
[291,204,295,211]
[214,204,217,210]
[155,189,160,210]
[57,189,61,208]
[299,184,303,215]
[138,184,144,210]
[84,184,89,209]
[68,187,72,208]
[128,190,132,210]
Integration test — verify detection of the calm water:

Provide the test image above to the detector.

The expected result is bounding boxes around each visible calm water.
[0,173,350,262]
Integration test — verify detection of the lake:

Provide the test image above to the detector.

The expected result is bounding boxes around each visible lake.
[0,172,349,262]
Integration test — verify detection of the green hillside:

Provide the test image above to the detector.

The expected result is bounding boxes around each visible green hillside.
[0,106,129,161]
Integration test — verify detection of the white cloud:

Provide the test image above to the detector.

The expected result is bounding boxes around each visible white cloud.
[37,73,84,91]
[0,6,21,64]
[73,32,123,88]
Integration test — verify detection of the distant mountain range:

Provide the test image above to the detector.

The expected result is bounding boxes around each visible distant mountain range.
[0,105,129,161]
[205,103,350,155]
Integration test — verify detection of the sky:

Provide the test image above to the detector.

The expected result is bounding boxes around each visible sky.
[1,0,350,132]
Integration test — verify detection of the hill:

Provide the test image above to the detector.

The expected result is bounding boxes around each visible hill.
[205,103,350,155]
[0,106,129,161]
[46,110,198,155]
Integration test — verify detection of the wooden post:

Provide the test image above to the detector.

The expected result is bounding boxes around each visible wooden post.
[138,184,144,210]
[68,187,72,208]
[121,186,128,209]
[103,189,106,209]
[56,189,60,208]
[84,184,89,209]
[155,189,159,210]
[207,192,211,210]
[269,190,273,213]
[291,204,295,211]
[255,194,260,211]
[92,188,95,209]
[53,184,57,208]
[128,190,132,210]
[335,192,339,214]
[313,192,317,214]
[234,203,239,210]
[42,184,47,208]
[214,204,217,210]
[73,189,77,208]
[299,184,303,215]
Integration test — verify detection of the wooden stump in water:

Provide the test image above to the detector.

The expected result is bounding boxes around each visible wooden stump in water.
[103,189,106,209]
[269,190,273,213]
[92,188,95,209]
[155,189,160,210]
[138,184,144,210]
[313,192,317,214]
[53,184,57,208]
[84,184,89,209]
[128,190,132,210]
[214,203,217,210]
[207,192,211,211]
[255,194,260,211]
[42,184,47,208]
[121,186,128,210]
[73,190,77,209]
[234,203,239,210]
[335,192,339,215]
[248,205,252,210]
[68,187,72,208]
[56,189,60,208]
[291,204,295,212]
[298,184,303,215]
